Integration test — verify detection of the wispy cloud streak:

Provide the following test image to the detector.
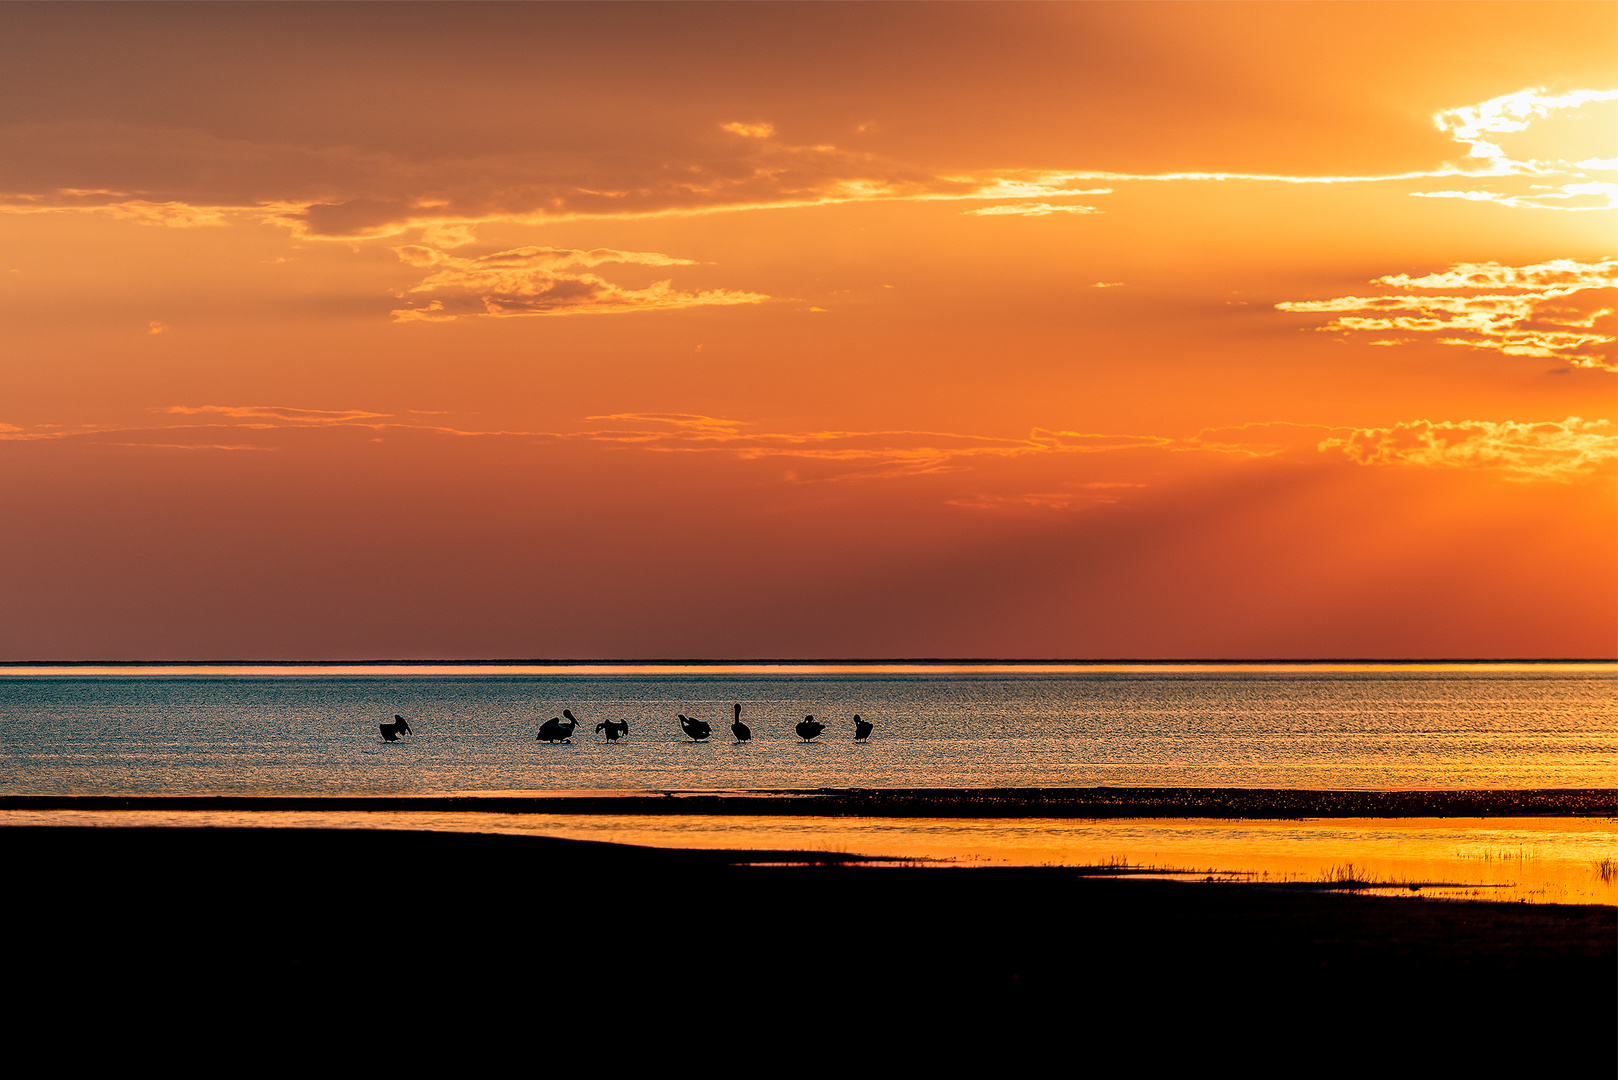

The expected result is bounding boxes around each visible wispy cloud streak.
[4,86,1608,237]
[6,409,1608,484]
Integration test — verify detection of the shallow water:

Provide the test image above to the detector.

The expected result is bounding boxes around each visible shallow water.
[1,663,1613,794]
[5,809,1611,906]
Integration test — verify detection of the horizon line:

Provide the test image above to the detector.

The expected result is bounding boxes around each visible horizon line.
[1,656,1613,666]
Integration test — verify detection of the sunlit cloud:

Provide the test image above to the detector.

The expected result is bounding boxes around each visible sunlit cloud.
[963,203,1101,217]
[165,405,391,424]
[1320,417,1618,479]
[390,245,768,321]
[1410,182,1618,211]
[1276,258,1617,370]
[1374,260,1617,291]
[1433,88,1618,168]
[721,121,775,138]
[1408,87,1618,210]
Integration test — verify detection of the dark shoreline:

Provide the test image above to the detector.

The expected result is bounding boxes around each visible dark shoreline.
[6,785,1614,817]
[5,825,1613,1069]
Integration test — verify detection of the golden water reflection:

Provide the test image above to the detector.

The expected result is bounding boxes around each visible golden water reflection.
[4,810,1613,906]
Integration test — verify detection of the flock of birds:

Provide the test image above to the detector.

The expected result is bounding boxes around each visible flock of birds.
[377,705,875,744]
[536,704,873,744]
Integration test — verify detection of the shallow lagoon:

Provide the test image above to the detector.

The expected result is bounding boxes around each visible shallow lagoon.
[1,663,1613,794]
[4,663,1613,904]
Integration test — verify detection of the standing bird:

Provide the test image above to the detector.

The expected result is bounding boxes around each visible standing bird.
[379,715,413,742]
[537,710,580,743]
[679,714,712,742]
[854,715,873,741]
[731,703,751,743]
[596,718,629,742]
[796,715,824,741]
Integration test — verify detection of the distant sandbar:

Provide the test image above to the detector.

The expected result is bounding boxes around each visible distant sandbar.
[3,786,1612,818]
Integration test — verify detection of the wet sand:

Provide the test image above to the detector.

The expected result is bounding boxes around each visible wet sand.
[4,826,1612,1069]
[4,785,1614,816]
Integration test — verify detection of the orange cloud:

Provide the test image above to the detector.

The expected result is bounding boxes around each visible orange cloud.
[391,245,767,320]
[165,405,390,425]
[0,187,234,227]
[1276,258,1617,370]
[1320,417,1617,479]
[721,122,775,138]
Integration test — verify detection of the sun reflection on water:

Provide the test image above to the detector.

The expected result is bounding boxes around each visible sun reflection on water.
[4,810,1612,906]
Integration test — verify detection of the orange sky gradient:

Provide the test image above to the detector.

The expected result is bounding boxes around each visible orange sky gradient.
[1,2,1614,660]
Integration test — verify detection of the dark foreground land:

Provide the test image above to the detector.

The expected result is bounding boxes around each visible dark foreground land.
[5,827,1613,1072]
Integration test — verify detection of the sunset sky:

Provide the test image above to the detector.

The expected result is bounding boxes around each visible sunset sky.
[1,2,1613,660]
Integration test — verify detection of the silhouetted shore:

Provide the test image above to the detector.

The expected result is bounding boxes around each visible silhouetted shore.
[5,786,1613,817]
[3,826,1612,1069]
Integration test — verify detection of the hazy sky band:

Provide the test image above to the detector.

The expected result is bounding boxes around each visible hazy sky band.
[0,3,1612,660]
[2,662,1612,678]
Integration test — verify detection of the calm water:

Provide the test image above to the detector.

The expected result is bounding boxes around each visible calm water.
[1,663,1613,795]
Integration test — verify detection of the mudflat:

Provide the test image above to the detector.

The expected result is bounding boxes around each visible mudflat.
[3,826,1612,1069]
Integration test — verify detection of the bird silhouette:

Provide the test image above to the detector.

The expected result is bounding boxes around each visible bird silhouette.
[595,718,629,742]
[537,710,580,743]
[379,715,413,742]
[679,714,712,741]
[796,715,824,741]
[854,715,873,741]
[731,703,751,743]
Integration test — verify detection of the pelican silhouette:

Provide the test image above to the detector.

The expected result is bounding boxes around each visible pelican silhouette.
[379,715,413,742]
[679,714,712,741]
[796,715,824,741]
[536,710,580,743]
[596,718,629,742]
[854,715,873,741]
[731,703,751,743]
